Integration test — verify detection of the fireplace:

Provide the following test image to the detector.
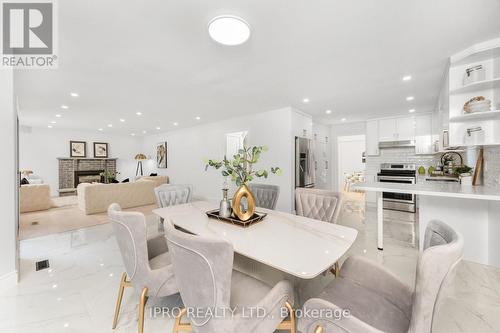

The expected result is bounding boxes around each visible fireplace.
[74,170,103,187]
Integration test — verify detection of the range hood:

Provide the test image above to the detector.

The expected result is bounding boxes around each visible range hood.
[379,140,415,149]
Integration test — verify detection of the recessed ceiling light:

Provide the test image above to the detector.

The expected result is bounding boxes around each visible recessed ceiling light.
[173,122,179,126]
[402,75,412,81]
[61,105,69,110]
[55,114,61,118]
[47,125,53,128]
[50,121,56,124]
[98,128,103,131]
[208,15,251,46]
[142,130,147,134]
[325,109,332,114]
[136,112,142,116]
[131,133,136,136]
[70,92,79,97]
[195,116,201,120]
[302,98,310,104]
[119,118,125,122]
[107,124,113,127]
[409,109,416,113]
[341,118,347,122]
[406,96,414,101]
[156,126,161,130]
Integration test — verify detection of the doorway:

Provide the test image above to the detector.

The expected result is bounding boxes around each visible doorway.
[337,135,366,192]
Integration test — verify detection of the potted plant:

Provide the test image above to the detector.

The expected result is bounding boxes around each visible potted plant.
[100,170,120,183]
[205,145,281,221]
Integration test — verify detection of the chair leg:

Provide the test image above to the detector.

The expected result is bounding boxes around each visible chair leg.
[112,272,130,329]
[173,308,191,333]
[138,287,148,333]
[314,326,324,333]
[277,301,296,333]
[329,261,341,277]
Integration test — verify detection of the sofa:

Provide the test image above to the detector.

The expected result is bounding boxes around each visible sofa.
[77,176,168,214]
[20,184,53,213]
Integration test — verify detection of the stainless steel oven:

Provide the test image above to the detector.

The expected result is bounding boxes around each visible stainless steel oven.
[377,163,416,213]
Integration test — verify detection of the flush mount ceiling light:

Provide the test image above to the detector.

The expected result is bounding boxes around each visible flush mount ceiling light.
[409,109,416,113]
[402,75,412,81]
[195,116,201,120]
[70,92,79,97]
[302,98,310,104]
[325,109,332,114]
[61,105,69,110]
[208,15,251,46]
[406,96,414,101]
[341,118,347,122]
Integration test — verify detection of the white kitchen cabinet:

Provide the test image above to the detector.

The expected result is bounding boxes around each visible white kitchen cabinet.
[396,117,416,141]
[415,114,433,154]
[378,118,397,142]
[292,110,313,139]
[366,120,379,156]
[377,117,415,142]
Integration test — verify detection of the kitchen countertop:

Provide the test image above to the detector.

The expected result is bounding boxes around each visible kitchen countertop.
[354,182,500,201]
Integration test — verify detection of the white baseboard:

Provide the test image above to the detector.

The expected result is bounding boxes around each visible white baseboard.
[0,271,18,291]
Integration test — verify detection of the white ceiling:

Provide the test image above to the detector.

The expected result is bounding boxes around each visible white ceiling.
[16,0,500,135]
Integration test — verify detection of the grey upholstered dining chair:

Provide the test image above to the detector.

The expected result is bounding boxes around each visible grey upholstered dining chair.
[298,220,464,333]
[154,184,193,208]
[108,204,179,333]
[295,188,343,224]
[248,183,280,210]
[163,218,296,333]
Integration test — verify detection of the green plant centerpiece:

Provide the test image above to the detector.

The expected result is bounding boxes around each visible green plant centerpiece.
[205,145,281,221]
[100,170,120,183]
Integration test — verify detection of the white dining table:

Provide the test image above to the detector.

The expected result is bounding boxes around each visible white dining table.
[153,201,358,281]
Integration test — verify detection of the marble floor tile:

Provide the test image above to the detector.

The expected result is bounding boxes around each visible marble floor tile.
[1,196,499,332]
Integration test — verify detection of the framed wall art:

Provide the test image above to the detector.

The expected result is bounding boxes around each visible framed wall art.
[156,142,167,168]
[70,141,87,158]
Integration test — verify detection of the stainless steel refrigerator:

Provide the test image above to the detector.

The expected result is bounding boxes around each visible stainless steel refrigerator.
[295,137,315,188]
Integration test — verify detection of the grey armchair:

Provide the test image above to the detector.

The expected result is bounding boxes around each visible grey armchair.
[108,203,179,333]
[248,183,280,210]
[163,218,296,333]
[295,188,343,224]
[154,184,193,208]
[298,220,464,333]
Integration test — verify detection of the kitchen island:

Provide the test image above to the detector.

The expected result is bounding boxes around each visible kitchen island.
[354,181,500,267]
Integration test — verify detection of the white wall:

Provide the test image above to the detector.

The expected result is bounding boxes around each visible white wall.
[19,127,142,196]
[0,70,18,288]
[141,107,295,213]
[330,122,367,191]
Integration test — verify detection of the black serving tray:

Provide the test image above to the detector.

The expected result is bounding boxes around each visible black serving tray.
[206,209,267,228]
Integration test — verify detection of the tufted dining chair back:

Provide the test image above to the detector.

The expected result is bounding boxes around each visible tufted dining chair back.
[164,218,234,332]
[295,188,343,224]
[154,184,193,208]
[408,219,464,333]
[248,183,280,210]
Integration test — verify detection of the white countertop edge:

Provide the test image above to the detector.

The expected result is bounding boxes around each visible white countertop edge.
[354,182,500,201]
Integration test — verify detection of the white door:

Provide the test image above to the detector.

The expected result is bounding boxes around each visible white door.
[337,135,366,192]
[378,118,397,142]
[396,117,416,141]
[415,114,433,154]
[366,120,379,156]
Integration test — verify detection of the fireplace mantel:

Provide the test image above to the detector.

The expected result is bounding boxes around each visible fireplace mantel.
[57,157,118,160]
[58,158,117,194]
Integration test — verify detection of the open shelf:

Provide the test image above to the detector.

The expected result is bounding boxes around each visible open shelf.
[449,110,500,122]
[450,77,500,95]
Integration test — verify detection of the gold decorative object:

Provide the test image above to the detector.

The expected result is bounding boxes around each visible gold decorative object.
[134,153,147,160]
[232,184,256,221]
[473,147,484,186]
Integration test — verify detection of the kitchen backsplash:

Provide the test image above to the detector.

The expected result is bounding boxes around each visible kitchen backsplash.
[484,147,500,188]
[366,146,499,188]
[365,147,437,175]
